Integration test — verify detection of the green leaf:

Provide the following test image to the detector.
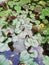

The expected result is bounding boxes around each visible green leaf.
[14,6,21,13]
[0,17,7,27]
[30,5,35,10]
[40,15,45,19]
[0,43,9,52]
[8,1,15,8]
[35,20,40,25]
[41,37,47,44]
[20,50,38,65]
[41,7,49,17]
[20,0,30,6]
[30,12,35,18]
[20,50,30,62]
[0,55,10,65]
[34,33,47,44]
[38,1,46,5]
[43,56,49,65]
[42,19,48,25]
[0,9,12,17]
[25,37,39,48]
[43,28,49,35]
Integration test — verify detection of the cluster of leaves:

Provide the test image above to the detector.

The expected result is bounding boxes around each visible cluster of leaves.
[20,50,38,65]
[0,0,49,65]
[40,7,49,24]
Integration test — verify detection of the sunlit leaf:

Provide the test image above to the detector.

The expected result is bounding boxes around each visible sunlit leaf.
[0,43,10,52]
[43,56,49,65]
[43,28,49,35]
[0,55,10,65]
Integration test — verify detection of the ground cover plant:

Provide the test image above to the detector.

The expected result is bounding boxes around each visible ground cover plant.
[0,0,49,65]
